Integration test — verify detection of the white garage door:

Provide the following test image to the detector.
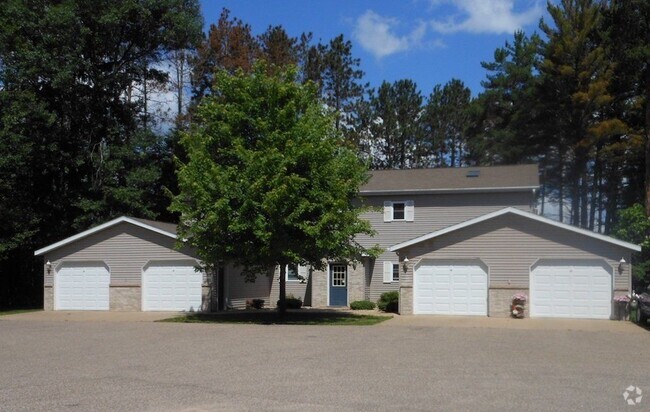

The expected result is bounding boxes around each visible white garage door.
[414,262,487,315]
[142,262,203,311]
[55,262,110,310]
[531,260,612,319]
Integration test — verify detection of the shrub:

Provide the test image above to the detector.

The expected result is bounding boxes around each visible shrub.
[377,291,399,313]
[246,299,265,309]
[278,294,303,309]
[350,300,376,310]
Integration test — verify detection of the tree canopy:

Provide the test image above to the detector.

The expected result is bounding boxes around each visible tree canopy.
[171,64,376,310]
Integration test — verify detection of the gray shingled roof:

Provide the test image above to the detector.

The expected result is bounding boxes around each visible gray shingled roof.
[131,217,177,235]
[360,164,539,194]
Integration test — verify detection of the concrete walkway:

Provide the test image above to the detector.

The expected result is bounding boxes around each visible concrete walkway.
[1,310,180,322]
[3,309,647,334]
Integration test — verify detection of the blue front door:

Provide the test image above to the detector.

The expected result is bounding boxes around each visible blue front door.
[329,264,348,306]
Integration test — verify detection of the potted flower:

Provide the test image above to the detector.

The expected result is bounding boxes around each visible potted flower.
[613,295,630,320]
[511,293,527,319]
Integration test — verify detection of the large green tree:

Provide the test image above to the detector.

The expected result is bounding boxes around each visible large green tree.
[361,79,423,169]
[171,64,375,313]
[471,31,542,166]
[538,0,622,226]
[422,79,472,167]
[0,0,202,308]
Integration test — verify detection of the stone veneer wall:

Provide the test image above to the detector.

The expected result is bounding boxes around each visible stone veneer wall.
[110,286,141,311]
[348,263,365,304]
[310,263,365,307]
[398,286,413,315]
[489,288,528,318]
[44,286,53,310]
[310,268,327,307]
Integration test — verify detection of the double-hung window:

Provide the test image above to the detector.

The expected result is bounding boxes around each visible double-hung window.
[383,261,400,283]
[383,200,414,222]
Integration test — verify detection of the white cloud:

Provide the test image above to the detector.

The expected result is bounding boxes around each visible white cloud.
[429,0,543,34]
[353,10,428,59]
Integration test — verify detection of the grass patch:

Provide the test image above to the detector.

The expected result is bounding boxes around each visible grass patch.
[0,309,41,317]
[159,310,391,326]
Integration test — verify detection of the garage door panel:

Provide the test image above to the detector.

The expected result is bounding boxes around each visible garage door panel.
[531,261,612,319]
[414,262,487,316]
[143,262,202,311]
[55,263,110,310]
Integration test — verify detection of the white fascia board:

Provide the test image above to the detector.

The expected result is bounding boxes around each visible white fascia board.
[34,216,177,256]
[360,186,539,196]
[389,207,641,252]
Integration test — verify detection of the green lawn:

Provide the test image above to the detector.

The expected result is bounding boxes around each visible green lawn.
[0,309,41,317]
[160,310,392,326]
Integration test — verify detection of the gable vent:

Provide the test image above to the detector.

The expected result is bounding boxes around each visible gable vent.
[466,170,480,178]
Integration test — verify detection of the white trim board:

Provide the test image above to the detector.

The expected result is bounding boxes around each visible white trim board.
[360,186,539,196]
[35,216,177,256]
[389,207,641,252]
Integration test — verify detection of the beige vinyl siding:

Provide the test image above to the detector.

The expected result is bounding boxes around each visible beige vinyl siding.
[401,214,631,291]
[269,266,311,306]
[359,191,535,301]
[44,222,201,287]
[226,264,273,309]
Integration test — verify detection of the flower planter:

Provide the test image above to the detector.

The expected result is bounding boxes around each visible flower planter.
[511,293,528,319]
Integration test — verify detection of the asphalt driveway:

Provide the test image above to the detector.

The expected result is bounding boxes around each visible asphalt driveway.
[0,314,647,411]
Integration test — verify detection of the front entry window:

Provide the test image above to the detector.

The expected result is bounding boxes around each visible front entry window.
[331,264,346,287]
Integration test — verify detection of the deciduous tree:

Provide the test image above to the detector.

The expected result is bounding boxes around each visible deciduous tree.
[172,64,376,313]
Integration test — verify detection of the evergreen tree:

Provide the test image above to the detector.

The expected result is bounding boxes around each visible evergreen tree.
[538,0,621,226]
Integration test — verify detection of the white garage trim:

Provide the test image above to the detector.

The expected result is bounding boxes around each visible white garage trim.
[141,259,204,312]
[54,261,110,310]
[413,259,489,316]
[34,216,177,256]
[530,259,613,319]
[389,207,641,252]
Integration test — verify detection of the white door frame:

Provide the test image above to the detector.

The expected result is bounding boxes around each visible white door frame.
[326,262,350,307]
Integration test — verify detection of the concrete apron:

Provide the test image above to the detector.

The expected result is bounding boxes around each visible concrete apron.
[1,311,181,322]
[384,314,647,334]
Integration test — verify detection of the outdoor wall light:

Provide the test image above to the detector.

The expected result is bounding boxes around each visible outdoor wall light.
[618,257,626,274]
[46,260,52,274]
[402,257,409,273]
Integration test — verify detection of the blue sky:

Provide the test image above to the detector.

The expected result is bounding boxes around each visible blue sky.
[200,0,549,96]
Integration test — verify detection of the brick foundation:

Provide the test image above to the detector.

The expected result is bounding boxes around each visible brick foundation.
[110,286,141,311]
[44,286,53,310]
[489,288,528,318]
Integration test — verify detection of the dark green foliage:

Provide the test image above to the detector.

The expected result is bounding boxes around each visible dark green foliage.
[377,291,399,313]
[247,299,265,310]
[278,296,303,310]
[612,204,650,286]
[0,0,202,308]
[350,300,376,310]
[172,63,376,313]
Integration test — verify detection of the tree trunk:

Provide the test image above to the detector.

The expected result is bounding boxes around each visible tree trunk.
[559,153,564,223]
[646,70,650,217]
[278,264,287,316]
[580,171,589,229]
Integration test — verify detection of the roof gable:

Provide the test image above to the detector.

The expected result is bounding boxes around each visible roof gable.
[34,216,177,256]
[361,164,539,195]
[389,207,641,252]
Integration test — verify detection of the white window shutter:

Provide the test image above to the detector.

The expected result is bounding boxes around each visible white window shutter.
[405,200,414,222]
[383,201,393,222]
[383,261,393,283]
